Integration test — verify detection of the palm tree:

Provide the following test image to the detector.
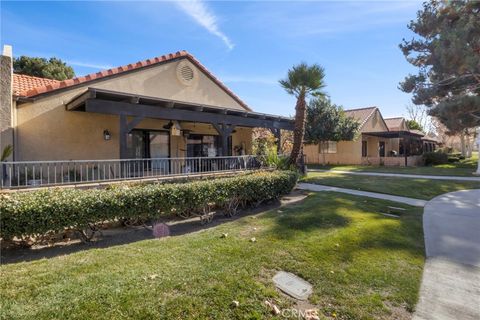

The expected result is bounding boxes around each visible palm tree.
[279,63,326,168]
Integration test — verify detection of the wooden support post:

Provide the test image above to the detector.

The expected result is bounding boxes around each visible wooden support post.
[119,114,145,159]
[119,114,128,159]
[212,123,235,156]
[269,128,281,154]
[402,134,408,167]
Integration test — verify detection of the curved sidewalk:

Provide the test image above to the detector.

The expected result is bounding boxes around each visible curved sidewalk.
[309,169,480,182]
[297,183,427,207]
[414,189,480,320]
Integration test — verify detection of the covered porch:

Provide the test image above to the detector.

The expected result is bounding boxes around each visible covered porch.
[66,88,293,159]
[2,88,294,189]
[361,130,425,166]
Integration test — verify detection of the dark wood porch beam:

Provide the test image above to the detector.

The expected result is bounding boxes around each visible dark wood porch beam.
[130,96,140,104]
[84,99,294,130]
[65,90,95,110]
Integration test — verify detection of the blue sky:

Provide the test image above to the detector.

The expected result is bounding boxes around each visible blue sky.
[1,0,422,118]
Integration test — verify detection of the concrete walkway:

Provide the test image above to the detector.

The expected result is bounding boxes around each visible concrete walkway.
[298,182,480,318]
[414,189,480,320]
[297,183,427,207]
[309,169,480,182]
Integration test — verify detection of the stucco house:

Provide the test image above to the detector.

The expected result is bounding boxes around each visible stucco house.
[304,106,437,166]
[0,45,293,188]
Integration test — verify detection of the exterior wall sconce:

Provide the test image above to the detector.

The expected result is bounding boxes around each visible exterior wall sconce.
[182,129,192,138]
[103,129,111,141]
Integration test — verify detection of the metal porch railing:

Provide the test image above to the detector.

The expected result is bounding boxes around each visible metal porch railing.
[1,155,261,189]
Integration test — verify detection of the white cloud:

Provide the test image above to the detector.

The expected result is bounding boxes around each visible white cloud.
[175,0,234,50]
[242,1,421,37]
[67,61,114,70]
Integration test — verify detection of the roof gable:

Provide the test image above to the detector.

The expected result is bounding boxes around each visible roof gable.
[13,51,251,111]
[345,107,389,132]
[344,107,378,130]
[384,117,407,131]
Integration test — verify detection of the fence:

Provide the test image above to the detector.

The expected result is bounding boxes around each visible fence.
[1,155,261,189]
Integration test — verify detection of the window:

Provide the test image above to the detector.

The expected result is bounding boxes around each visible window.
[319,141,337,154]
[186,134,232,157]
[362,141,368,157]
[127,129,169,159]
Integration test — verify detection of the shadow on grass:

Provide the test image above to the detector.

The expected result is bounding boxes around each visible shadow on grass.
[267,196,351,240]
[266,192,424,259]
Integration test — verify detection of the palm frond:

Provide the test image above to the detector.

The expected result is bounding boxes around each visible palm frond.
[1,145,13,161]
[279,62,327,97]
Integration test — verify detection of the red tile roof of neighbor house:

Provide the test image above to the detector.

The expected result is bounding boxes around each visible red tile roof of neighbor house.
[12,50,252,111]
[12,74,60,96]
[344,107,378,129]
[384,117,405,131]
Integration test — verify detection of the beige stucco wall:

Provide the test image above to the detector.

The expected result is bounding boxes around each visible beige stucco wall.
[15,58,252,161]
[362,109,389,133]
[362,135,394,157]
[304,140,362,165]
[304,109,395,165]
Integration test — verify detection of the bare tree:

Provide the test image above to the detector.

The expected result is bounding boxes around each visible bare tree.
[405,104,434,134]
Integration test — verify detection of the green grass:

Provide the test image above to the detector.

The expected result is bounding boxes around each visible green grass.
[0,193,424,320]
[307,152,478,177]
[302,172,480,200]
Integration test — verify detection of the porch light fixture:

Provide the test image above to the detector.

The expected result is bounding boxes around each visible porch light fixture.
[182,129,192,138]
[103,129,111,141]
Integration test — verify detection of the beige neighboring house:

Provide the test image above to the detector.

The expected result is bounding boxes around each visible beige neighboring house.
[0,45,293,188]
[304,107,437,166]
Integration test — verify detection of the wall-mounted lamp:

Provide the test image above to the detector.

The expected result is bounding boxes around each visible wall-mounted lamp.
[182,129,192,138]
[103,129,111,141]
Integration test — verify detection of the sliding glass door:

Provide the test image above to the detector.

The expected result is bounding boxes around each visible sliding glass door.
[126,130,170,175]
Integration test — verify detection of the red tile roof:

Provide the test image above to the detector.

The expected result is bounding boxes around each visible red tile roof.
[13,50,252,111]
[12,74,60,96]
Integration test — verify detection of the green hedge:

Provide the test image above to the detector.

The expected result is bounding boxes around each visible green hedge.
[0,170,298,240]
[423,151,448,165]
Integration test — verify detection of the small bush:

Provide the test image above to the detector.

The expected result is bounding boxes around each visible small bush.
[0,170,298,240]
[261,150,294,171]
[423,152,448,165]
[448,156,460,163]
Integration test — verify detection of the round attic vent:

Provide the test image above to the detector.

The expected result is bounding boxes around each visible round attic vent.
[180,65,194,81]
[176,61,196,86]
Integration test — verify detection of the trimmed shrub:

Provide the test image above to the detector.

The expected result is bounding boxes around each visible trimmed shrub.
[448,156,460,163]
[423,152,448,165]
[0,170,298,240]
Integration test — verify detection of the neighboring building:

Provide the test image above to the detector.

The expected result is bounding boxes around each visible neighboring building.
[304,107,438,166]
[0,46,293,188]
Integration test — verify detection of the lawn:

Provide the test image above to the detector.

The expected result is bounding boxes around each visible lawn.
[302,172,480,200]
[0,193,424,320]
[307,152,479,177]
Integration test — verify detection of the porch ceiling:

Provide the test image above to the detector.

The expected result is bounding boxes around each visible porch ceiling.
[66,88,294,130]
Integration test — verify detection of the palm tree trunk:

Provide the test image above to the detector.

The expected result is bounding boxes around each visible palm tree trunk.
[289,91,306,167]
